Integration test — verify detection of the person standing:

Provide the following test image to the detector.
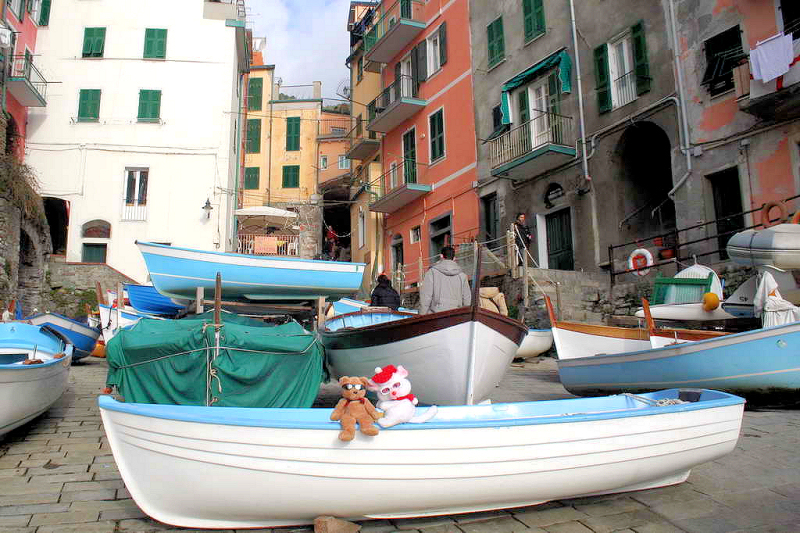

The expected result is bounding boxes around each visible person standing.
[370,274,401,310]
[513,212,532,266]
[419,245,471,314]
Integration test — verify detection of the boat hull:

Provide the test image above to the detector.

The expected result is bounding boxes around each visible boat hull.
[97,304,144,343]
[552,322,651,359]
[516,329,554,359]
[322,308,527,405]
[558,321,800,401]
[24,313,100,361]
[137,241,366,301]
[98,390,744,529]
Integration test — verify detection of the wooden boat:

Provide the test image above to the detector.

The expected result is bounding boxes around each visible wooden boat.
[24,312,100,361]
[321,305,527,405]
[136,241,366,302]
[515,328,554,360]
[97,303,165,344]
[1,322,73,436]
[98,388,744,529]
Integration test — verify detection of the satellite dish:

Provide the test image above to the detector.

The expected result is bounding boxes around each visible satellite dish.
[275,77,283,86]
[336,79,351,100]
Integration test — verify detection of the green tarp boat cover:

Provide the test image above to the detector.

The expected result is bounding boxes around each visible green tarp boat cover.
[105,311,324,408]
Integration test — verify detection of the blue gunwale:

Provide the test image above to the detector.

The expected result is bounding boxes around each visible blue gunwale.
[98,389,743,431]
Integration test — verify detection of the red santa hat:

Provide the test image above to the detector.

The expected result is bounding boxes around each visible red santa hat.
[371,365,397,384]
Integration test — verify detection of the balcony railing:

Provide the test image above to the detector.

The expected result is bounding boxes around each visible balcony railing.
[273,84,317,101]
[363,0,425,63]
[121,203,147,221]
[612,70,637,109]
[489,111,575,169]
[367,159,431,213]
[319,117,352,138]
[237,234,300,256]
[346,117,379,160]
[7,55,47,106]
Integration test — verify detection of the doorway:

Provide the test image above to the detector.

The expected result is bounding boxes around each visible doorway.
[708,167,745,260]
[545,208,574,270]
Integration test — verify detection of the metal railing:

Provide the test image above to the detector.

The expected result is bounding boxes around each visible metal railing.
[612,70,637,108]
[8,55,47,101]
[366,158,419,200]
[364,0,425,54]
[367,74,417,122]
[274,84,316,101]
[488,111,574,169]
[121,203,147,221]
[238,234,300,256]
[347,117,378,150]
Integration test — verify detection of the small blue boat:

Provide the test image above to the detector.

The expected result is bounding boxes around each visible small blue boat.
[24,313,100,362]
[136,241,366,302]
[557,320,800,404]
[124,283,186,316]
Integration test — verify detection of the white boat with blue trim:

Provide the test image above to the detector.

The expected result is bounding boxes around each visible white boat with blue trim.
[99,388,743,529]
[136,241,366,302]
[23,312,100,361]
[1,322,73,436]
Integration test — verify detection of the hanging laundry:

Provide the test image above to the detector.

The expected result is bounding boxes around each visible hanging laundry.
[750,33,794,83]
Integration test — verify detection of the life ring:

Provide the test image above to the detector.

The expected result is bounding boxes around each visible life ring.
[791,210,800,224]
[628,248,654,276]
[761,201,787,228]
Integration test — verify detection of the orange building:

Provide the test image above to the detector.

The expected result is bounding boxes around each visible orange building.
[364,0,479,288]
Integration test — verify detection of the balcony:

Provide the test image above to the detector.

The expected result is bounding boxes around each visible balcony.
[367,75,425,133]
[364,0,425,64]
[734,57,800,121]
[346,117,380,160]
[7,55,47,107]
[489,111,576,180]
[319,116,351,139]
[237,234,299,256]
[368,160,431,214]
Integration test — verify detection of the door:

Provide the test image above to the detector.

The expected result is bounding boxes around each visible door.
[546,208,574,270]
[403,128,416,184]
[530,83,548,147]
[482,193,499,243]
[400,0,411,19]
[709,168,745,260]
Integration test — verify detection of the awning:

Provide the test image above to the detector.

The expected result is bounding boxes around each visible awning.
[234,206,298,227]
[500,48,572,125]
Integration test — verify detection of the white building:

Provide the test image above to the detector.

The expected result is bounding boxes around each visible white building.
[27,0,250,282]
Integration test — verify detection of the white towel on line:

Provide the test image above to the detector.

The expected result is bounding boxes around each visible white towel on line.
[750,33,794,82]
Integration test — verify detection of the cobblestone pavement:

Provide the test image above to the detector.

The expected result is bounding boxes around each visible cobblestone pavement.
[1,357,799,533]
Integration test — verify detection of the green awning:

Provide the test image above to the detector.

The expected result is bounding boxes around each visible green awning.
[500,49,572,125]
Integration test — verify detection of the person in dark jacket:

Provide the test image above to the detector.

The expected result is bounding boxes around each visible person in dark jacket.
[370,274,401,310]
[513,212,532,266]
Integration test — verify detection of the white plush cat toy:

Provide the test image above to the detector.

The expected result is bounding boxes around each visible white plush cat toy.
[367,365,438,427]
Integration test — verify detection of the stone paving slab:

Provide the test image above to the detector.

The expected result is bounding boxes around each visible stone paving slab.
[2,357,800,532]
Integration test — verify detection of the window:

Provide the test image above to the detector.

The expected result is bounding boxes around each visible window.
[244,167,259,189]
[122,168,148,221]
[427,22,447,75]
[783,0,800,40]
[286,117,300,151]
[143,28,167,59]
[137,90,162,122]
[429,214,452,259]
[39,0,51,25]
[487,17,505,68]
[248,77,263,111]
[701,25,745,97]
[82,27,106,58]
[594,21,651,113]
[246,119,261,153]
[320,155,328,170]
[482,194,499,242]
[522,0,545,42]
[402,128,416,183]
[77,89,101,122]
[358,208,366,249]
[429,108,445,162]
[282,165,300,188]
[357,56,364,83]
[338,155,350,169]
[410,226,420,244]
[708,167,744,259]
[8,0,23,21]
[82,244,107,263]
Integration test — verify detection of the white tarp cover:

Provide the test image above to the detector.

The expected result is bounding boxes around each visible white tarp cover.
[754,271,800,327]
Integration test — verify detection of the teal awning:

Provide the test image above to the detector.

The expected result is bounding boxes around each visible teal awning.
[500,49,572,125]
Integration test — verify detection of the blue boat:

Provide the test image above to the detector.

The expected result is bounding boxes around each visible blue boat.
[24,313,100,362]
[557,320,800,404]
[124,283,186,316]
[136,241,366,302]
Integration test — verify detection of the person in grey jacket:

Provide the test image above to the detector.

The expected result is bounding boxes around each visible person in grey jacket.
[419,245,471,314]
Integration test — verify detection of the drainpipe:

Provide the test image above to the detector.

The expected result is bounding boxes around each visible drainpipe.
[1,1,8,114]
[667,0,692,198]
[569,0,601,264]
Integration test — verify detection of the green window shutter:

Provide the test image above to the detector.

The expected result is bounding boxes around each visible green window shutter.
[82,244,107,263]
[78,89,101,121]
[248,78,263,111]
[487,22,495,67]
[547,73,560,115]
[138,90,162,122]
[244,167,260,189]
[282,165,300,188]
[522,0,534,41]
[439,22,447,66]
[39,0,51,25]
[286,117,300,151]
[27,0,32,14]
[83,28,106,57]
[144,29,167,59]
[82,28,94,56]
[517,89,529,124]
[430,109,444,161]
[594,44,611,114]
[532,0,545,37]
[487,18,505,67]
[631,21,651,95]
[246,119,261,153]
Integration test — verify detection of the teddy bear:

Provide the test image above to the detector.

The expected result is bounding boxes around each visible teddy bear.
[367,365,438,428]
[330,376,383,441]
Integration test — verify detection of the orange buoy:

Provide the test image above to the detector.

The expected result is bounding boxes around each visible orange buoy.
[761,201,787,228]
[702,292,720,312]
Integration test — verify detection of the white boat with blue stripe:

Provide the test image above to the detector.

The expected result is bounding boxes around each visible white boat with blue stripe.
[98,389,744,529]
[136,241,366,301]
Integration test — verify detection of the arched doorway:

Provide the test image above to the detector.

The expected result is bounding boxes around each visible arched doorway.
[43,197,69,255]
[615,122,676,242]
